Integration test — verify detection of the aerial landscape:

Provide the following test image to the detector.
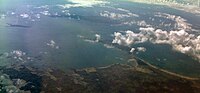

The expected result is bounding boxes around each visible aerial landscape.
[0,0,200,93]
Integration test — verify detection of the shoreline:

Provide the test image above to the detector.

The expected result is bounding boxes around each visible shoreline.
[123,0,200,16]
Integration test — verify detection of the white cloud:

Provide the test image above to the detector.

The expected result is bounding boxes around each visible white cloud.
[0,14,6,19]
[155,12,191,30]
[35,5,49,9]
[112,31,139,46]
[11,50,26,57]
[100,11,139,20]
[9,50,29,63]
[137,47,146,52]
[95,34,101,42]
[116,8,130,12]
[58,0,109,9]
[79,34,101,43]
[40,11,50,16]
[112,29,154,46]
[11,12,15,15]
[175,45,193,54]
[154,29,169,43]
[112,27,200,61]
[130,48,135,53]
[47,40,59,49]
[104,44,114,49]
[139,27,155,32]
[35,14,41,19]
[20,13,29,18]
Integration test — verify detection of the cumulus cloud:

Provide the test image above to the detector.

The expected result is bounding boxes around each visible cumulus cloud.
[112,27,200,61]
[47,40,59,49]
[112,28,155,46]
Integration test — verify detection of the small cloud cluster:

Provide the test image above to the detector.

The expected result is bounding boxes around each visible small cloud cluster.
[112,30,149,46]
[117,12,191,31]
[0,50,33,63]
[10,50,27,62]
[40,11,50,16]
[20,13,30,18]
[130,47,146,53]
[34,5,49,9]
[100,11,139,20]
[47,40,59,49]
[112,27,200,60]
[11,50,26,57]
[116,20,152,27]
[154,12,191,30]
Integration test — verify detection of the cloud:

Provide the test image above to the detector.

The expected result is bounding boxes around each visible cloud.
[112,27,200,61]
[58,0,109,9]
[118,12,191,30]
[112,29,151,46]
[47,40,59,49]
[40,11,50,16]
[137,47,146,52]
[11,50,26,57]
[95,34,101,42]
[20,13,29,18]
[34,5,49,9]
[116,8,130,12]
[154,12,191,30]
[130,48,135,53]
[0,14,6,19]
[35,14,41,19]
[104,44,114,49]
[175,45,193,54]
[78,34,101,43]
[8,50,31,63]
[100,11,139,20]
